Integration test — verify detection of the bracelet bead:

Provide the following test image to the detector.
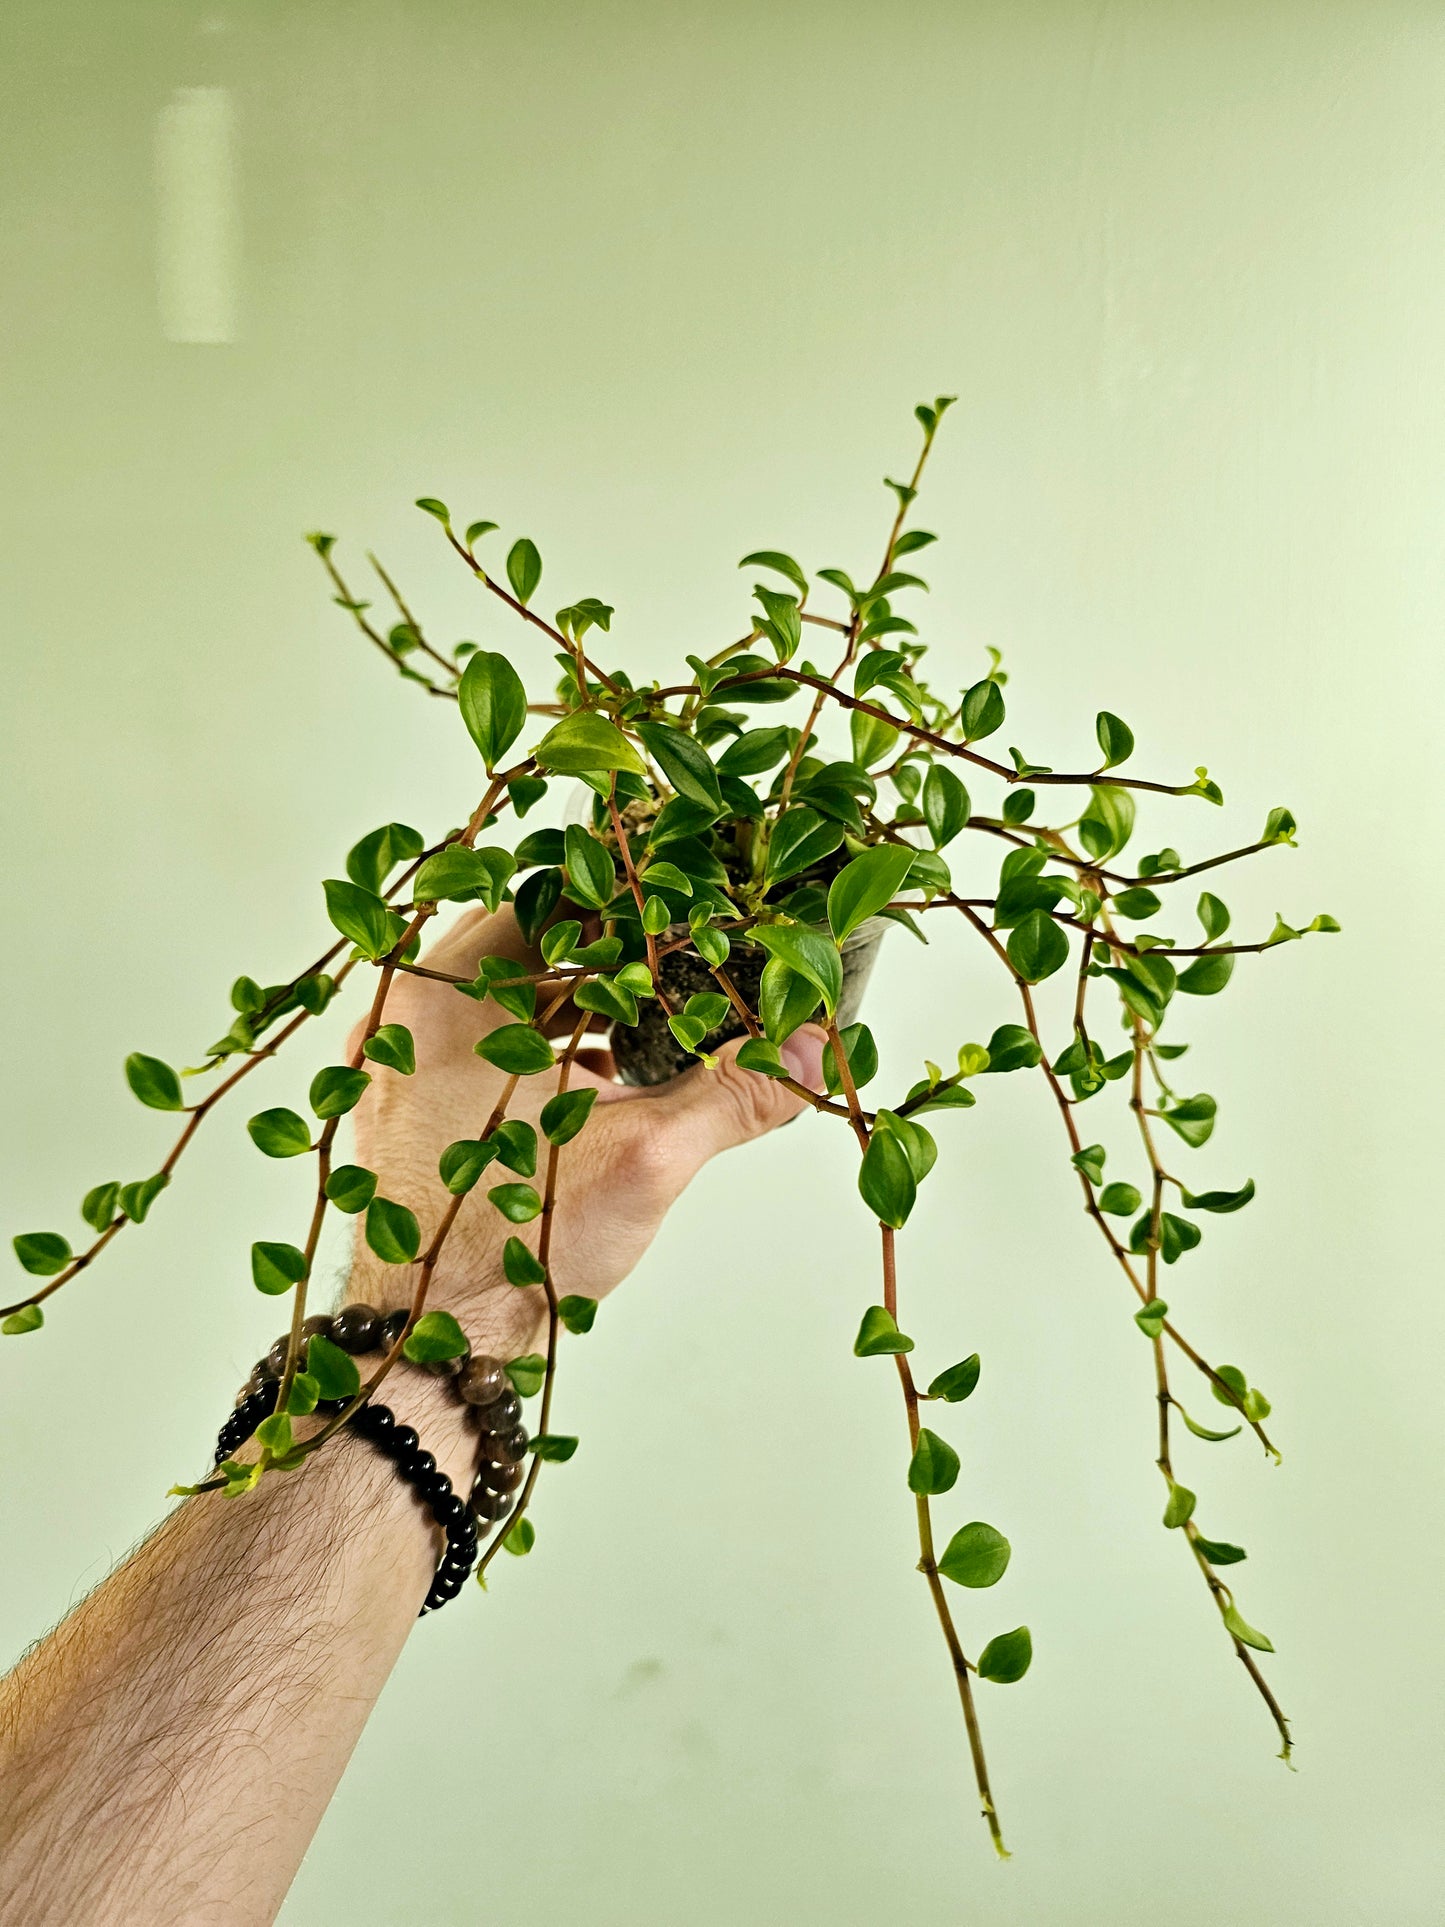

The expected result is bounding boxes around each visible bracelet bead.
[469,1483,513,1522]
[458,1354,509,1406]
[474,1388,523,1435]
[484,1425,530,1466]
[476,1457,525,1494]
[377,1307,409,1351]
[331,1302,381,1353]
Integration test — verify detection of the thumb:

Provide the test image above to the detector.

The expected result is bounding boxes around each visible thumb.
[609,1024,828,1201]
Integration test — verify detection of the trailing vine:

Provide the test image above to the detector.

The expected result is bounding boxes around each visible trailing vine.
[4,399,1336,1854]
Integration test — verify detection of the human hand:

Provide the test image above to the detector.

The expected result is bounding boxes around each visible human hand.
[345,904,825,1358]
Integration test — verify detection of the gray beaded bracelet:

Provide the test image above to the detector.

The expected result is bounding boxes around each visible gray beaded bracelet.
[236,1302,530,1557]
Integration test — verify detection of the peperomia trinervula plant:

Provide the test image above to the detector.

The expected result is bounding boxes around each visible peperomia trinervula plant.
[4,398,1338,1856]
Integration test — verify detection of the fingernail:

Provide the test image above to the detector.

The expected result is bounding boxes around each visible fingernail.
[778,1024,827,1092]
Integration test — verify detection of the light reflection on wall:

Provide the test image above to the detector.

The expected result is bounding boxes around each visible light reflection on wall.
[155,86,237,344]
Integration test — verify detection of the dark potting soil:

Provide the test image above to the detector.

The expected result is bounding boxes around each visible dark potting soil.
[609,921,887,1086]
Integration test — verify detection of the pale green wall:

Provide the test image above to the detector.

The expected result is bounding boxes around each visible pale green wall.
[2,3,1442,1922]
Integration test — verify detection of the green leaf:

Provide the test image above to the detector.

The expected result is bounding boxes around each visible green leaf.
[1197,892,1230,941]
[960,677,1006,740]
[822,1022,879,1095]
[1263,807,1297,846]
[413,845,511,905]
[1002,787,1035,825]
[296,973,336,1017]
[323,878,407,961]
[465,518,498,546]
[1209,1364,1249,1410]
[489,1183,542,1223]
[503,1517,536,1556]
[735,1037,790,1078]
[573,975,640,1028]
[309,1065,372,1119]
[558,1294,598,1334]
[637,860,694,898]
[717,726,790,776]
[1160,1094,1217,1148]
[306,1332,360,1399]
[530,1433,579,1462]
[641,894,670,935]
[563,824,618,909]
[858,1131,917,1228]
[1130,1212,1202,1264]
[1177,952,1235,996]
[403,1310,469,1363]
[1079,785,1136,862]
[540,1087,597,1146]
[246,1108,313,1159]
[509,775,547,817]
[507,1352,547,1396]
[978,1626,1032,1683]
[505,537,542,605]
[473,1025,557,1076]
[1100,1182,1142,1216]
[1071,1144,1106,1185]
[1222,1603,1274,1652]
[118,1172,168,1223]
[251,1240,307,1295]
[765,807,845,885]
[1007,909,1069,982]
[738,548,808,595]
[1111,887,1161,920]
[81,1182,121,1232]
[938,1522,1011,1588]
[758,959,822,1044]
[853,1304,914,1356]
[533,712,645,776]
[908,1428,960,1495]
[415,496,451,524]
[928,1355,981,1402]
[850,709,901,768]
[752,924,844,1014]
[874,1110,937,1185]
[125,1051,185,1112]
[637,721,724,813]
[1181,1179,1255,1214]
[1096,711,1135,769]
[1163,1480,1197,1529]
[2,1303,44,1335]
[982,1024,1041,1073]
[325,1164,377,1214]
[458,650,528,767]
[346,822,424,895]
[12,1232,72,1276]
[284,1371,320,1417]
[363,1024,416,1076]
[690,917,730,967]
[1140,1294,1171,1341]
[365,1197,421,1264]
[438,1138,499,1195]
[491,1119,538,1176]
[826,844,916,945]
[502,1236,546,1287]
[922,764,970,847]
[1194,1535,1247,1565]
[256,1413,293,1457]
[1177,1405,1242,1443]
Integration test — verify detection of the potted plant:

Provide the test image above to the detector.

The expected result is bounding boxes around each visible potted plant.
[2,398,1336,1855]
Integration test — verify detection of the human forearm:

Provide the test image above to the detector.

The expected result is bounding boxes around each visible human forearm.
[0,1292,540,1927]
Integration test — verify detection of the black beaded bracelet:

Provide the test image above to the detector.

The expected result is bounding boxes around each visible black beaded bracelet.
[216,1389,480,1614]
[216,1301,533,1616]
